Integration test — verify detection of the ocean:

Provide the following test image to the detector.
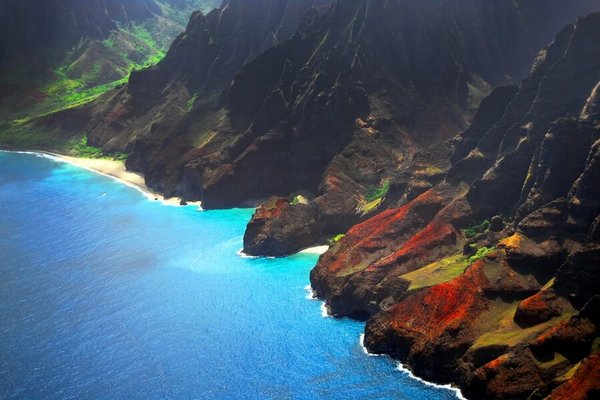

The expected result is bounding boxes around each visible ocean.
[0,151,461,399]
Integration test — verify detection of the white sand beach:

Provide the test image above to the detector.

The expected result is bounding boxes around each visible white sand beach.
[30,151,202,208]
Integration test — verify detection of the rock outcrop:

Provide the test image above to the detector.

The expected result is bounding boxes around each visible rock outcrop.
[312,13,600,399]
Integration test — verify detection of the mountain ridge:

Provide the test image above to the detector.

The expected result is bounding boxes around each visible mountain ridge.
[311,12,600,399]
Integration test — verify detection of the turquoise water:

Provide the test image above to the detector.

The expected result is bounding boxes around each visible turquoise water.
[0,151,461,400]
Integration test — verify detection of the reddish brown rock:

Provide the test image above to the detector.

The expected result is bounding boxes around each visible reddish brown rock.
[243,197,322,256]
[310,185,460,317]
[514,288,569,327]
[547,353,600,400]
[364,261,490,381]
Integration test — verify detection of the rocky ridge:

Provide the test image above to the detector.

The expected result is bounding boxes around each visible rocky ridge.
[311,13,600,399]
[240,0,600,256]
[29,1,600,258]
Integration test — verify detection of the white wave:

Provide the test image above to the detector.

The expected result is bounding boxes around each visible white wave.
[303,283,331,318]
[357,331,465,399]
[1,149,57,159]
[395,363,466,399]
[236,248,258,259]
[1,150,206,209]
[359,333,383,357]
[320,302,331,318]
[304,284,317,300]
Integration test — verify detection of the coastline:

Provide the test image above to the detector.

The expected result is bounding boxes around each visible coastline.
[1,149,202,209]
[358,334,466,400]
[2,148,465,399]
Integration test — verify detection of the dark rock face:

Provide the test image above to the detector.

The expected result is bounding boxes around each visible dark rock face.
[243,197,320,257]
[74,0,332,201]
[43,0,600,257]
[239,0,600,256]
[311,13,600,400]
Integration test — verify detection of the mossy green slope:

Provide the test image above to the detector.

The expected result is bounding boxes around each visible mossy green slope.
[0,0,218,154]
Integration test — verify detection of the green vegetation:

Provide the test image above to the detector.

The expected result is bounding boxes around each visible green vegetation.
[356,179,390,215]
[471,299,576,351]
[72,137,103,158]
[332,234,345,242]
[463,219,491,238]
[0,126,77,151]
[402,253,470,291]
[1,22,168,137]
[468,246,496,263]
[535,352,569,370]
[71,137,128,161]
[415,166,445,177]
[186,93,198,111]
[357,197,383,215]
[365,179,391,202]
[290,194,309,205]
[555,362,582,384]
[327,234,345,246]
[337,260,370,277]
[401,246,496,291]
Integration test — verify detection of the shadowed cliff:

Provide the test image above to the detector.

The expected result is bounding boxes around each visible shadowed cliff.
[311,13,600,399]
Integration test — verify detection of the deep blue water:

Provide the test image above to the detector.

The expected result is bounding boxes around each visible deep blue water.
[0,151,461,400]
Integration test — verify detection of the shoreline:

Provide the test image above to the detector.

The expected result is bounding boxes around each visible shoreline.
[1,149,203,209]
[3,148,464,399]
[358,334,466,399]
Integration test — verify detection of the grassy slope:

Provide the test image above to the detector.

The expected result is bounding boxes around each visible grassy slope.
[0,0,218,156]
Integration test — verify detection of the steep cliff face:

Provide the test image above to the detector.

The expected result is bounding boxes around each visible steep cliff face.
[311,13,600,399]
[69,0,331,196]
[37,0,600,257]
[240,0,600,255]
[0,0,217,127]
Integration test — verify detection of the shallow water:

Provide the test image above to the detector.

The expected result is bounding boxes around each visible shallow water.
[0,151,460,399]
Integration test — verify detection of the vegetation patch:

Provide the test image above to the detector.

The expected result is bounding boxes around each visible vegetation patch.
[402,253,470,291]
[290,194,309,205]
[364,179,391,202]
[463,219,490,238]
[186,93,198,111]
[415,166,445,177]
[72,137,103,158]
[0,125,76,151]
[327,234,345,246]
[356,197,382,215]
[354,179,391,214]
[555,361,582,384]
[337,260,371,277]
[468,246,496,263]
[472,300,575,350]
[70,137,127,161]
[535,352,569,370]
[1,21,168,135]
